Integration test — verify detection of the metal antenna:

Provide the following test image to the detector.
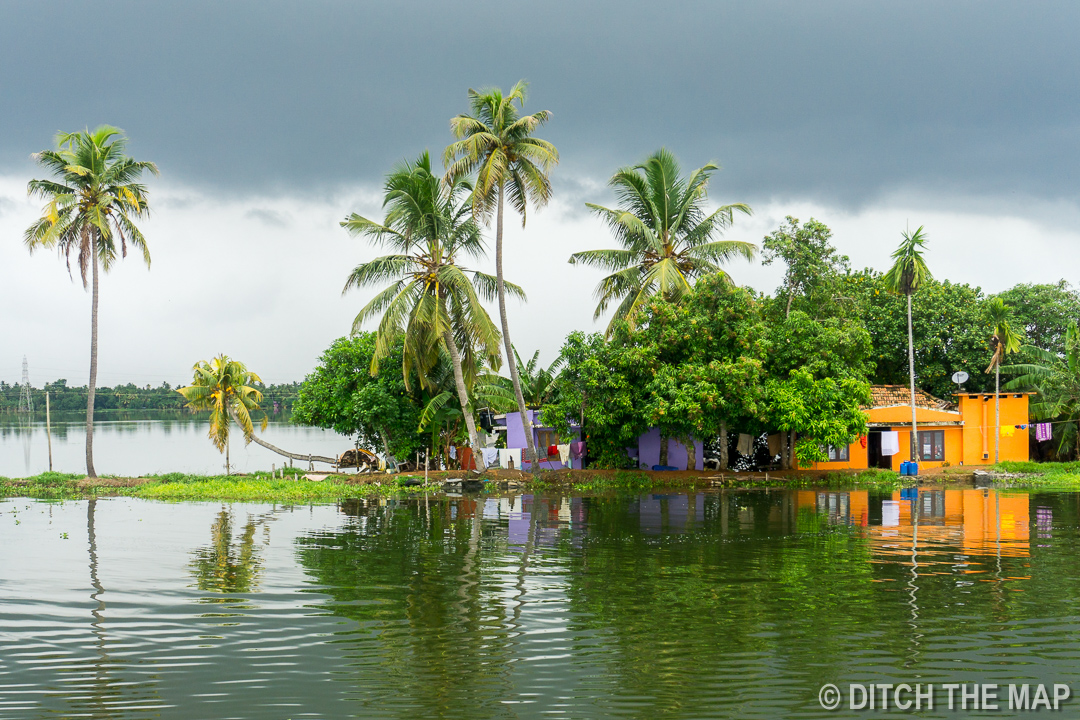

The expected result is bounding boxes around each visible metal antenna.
[18,356,33,414]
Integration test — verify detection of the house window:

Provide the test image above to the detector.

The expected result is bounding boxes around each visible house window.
[918,430,945,461]
[824,444,849,462]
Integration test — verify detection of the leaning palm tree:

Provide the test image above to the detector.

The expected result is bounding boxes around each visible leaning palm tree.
[985,298,1021,463]
[343,151,520,471]
[24,126,158,477]
[177,355,266,475]
[179,355,337,470]
[570,148,755,334]
[883,226,933,463]
[444,80,558,469]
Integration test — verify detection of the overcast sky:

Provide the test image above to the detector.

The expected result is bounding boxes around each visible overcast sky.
[3,1,1080,387]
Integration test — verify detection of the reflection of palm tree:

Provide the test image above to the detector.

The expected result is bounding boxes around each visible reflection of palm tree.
[190,509,263,593]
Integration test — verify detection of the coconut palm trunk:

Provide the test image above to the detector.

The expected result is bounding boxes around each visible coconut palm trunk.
[444,330,487,471]
[86,251,100,478]
[496,184,539,469]
[907,293,918,463]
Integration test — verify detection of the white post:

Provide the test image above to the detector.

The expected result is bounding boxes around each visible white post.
[46,391,53,473]
[425,450,429,484]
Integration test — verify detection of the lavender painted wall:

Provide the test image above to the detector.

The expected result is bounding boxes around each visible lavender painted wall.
[501,410,583,470]
[636,427,704,470]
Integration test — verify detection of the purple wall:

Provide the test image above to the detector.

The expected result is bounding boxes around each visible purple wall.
[636,427,704,470]
[501,410,583,470]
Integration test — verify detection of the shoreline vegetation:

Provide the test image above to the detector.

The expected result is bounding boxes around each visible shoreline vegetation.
[4,463,1080,502]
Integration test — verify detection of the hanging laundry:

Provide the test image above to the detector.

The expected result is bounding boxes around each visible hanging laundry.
[548,445,559,456]
[449,446,457,459]
[767,434,782,456]
[557,444,571,464]
[737,433,754,456]
[1037,423,1053,442]
[880,431,900,456]
[483,447,500,468]
[570,441,585,459]
[859,436,868,449]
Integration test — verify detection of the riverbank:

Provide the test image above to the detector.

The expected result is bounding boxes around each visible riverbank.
[6,462,1077,501]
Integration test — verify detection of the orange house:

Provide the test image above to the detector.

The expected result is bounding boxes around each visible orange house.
[809,385,1032,470]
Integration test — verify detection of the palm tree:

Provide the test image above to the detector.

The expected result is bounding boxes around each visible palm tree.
[985,298,1021,463]
[343,152,519,471]
[177,355,266,475]
[513,347,563,408]
[1004,322,1080,458]
[883,226,933,463]
[24,126,158,477]
[570,148,755,334]
[444,80,559,469]
[179,354,337,470]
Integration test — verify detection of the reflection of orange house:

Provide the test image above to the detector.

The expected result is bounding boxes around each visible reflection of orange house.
[795,488,1030,558]
[810,385,1032,470]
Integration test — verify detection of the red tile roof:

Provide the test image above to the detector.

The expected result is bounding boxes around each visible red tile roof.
[868,384,956,411]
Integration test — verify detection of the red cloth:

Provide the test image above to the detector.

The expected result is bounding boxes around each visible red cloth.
[548,445,559,456]
[859,436,867,448]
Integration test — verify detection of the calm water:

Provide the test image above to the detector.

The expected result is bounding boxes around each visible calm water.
[0,411,346,477]
[1,487,1077,719]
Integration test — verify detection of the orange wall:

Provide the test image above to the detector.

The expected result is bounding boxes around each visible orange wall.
[809,394,1030,469]
[958,394,1030,465]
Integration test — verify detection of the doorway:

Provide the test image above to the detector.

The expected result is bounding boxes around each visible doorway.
[867,430,892,470]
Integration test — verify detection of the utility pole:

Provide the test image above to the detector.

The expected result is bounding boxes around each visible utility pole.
[18,356,33,414]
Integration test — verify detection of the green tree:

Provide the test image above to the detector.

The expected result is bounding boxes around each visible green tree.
[1004,323,1080,459]
[985,298,1021,463]
[541,331,648,468]
[342,152,512,470]
[177,355,266,475]
[444,80,559,469]
[764,309,873,469]
[24,126,158,477]
[995,280,1080,356]
[761,216,850,319]
[845,271,992,398]
[570,148,755,334]
[882,226,933,460]
[292,334,426,463]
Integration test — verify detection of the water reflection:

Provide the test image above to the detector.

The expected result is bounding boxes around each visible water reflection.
[190,508,270,593]
[3,489,1080,719]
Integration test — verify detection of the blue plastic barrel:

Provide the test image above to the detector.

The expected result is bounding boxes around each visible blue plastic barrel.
[910,461,919,476]
[899,461,910,476]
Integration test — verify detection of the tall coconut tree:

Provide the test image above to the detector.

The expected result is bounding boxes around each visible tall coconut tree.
[343,151,520,471]
[24,126,157,477]
[177,354,266,475]
[444,80,559,469]
[883,226,933,463]
[570,148,755,334]
[985,297,1021,463]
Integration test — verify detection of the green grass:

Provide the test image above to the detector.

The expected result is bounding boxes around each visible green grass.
[992,461,1080,488]
[0,470,440,503]
[569,471,655,492]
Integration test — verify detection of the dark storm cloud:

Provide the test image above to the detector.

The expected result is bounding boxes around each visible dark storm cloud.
[2,1,1077,207]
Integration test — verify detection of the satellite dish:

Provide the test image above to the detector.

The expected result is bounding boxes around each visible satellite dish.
[952,371,969,385]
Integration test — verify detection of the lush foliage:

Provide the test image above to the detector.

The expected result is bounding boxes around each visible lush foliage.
[1004,323,1080,459]
[570,148,754,333]
[292,334,427,461]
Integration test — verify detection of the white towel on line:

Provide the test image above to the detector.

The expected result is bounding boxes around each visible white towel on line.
[880,431,900,456]
[557,444,571,464]
[482,447,499,468]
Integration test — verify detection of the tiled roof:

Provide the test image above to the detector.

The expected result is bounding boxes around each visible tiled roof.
[868,384,956,411]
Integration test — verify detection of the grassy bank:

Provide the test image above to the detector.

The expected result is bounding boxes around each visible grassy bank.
[0,470,440,502]
[993,461,1080,488]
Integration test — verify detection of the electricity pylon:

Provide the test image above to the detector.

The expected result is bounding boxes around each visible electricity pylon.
[18,356,33,414]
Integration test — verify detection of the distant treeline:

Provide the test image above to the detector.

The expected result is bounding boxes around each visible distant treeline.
[0,379,301,414]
